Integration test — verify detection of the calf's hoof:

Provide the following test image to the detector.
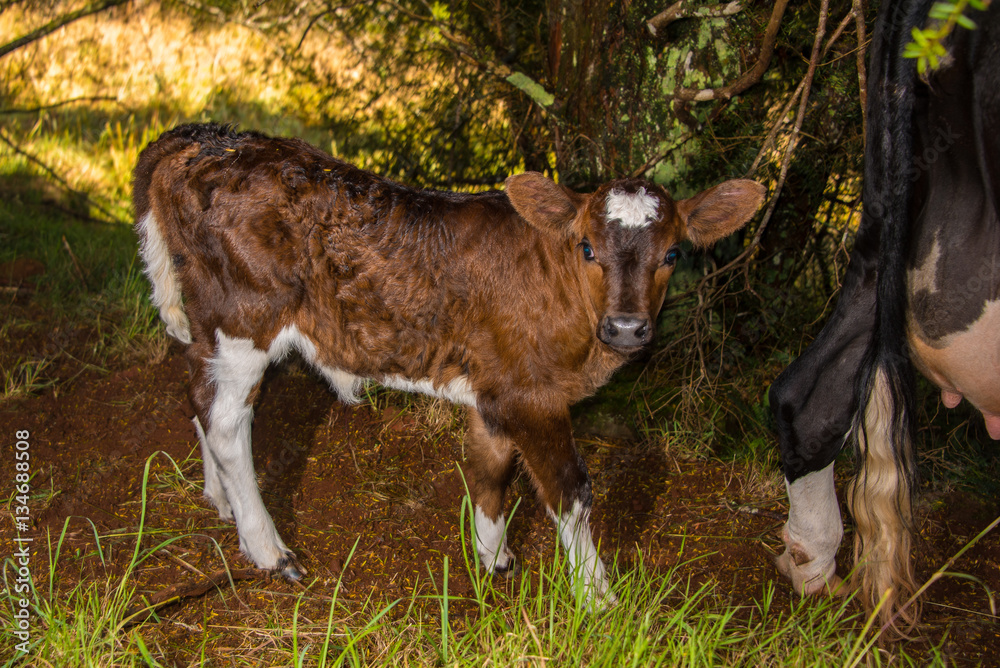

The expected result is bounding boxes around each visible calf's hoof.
[277,553,307,582]
[491,555,520,579]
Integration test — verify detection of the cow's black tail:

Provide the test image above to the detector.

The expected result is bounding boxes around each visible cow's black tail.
[846,0,936,637]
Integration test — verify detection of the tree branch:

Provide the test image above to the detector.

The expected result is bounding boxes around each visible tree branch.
[748,7,856,176]
[853,0,868,144]
[0,0,131,59]
[697,0,832,289]
[646,1,744,37]
[674,0,832,391]
[0,127,123,224]
[670,0,790,102]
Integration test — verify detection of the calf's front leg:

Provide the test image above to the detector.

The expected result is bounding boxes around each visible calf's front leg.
[481,402,614,607]
[465,409,518,575]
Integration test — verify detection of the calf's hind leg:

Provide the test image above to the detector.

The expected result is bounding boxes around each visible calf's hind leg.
[188,330,303,580]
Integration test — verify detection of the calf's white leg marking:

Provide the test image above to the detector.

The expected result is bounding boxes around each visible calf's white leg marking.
[473,505,514,572]
[381,374,478,407]
[269,325,364,403]
[195,416,233,521]
[549,501,615,606]
[776,462,843,594]
[203,330,294,570]
[199,324,484,575]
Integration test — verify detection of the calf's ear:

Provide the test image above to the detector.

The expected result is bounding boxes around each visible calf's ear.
[505,172,582,235]
[677,179,766,247]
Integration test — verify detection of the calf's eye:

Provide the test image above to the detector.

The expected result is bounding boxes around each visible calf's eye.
[664,248,679,266]
[580,239,596,261]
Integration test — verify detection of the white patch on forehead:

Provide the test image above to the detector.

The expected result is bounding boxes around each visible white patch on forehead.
[605,187,659,228]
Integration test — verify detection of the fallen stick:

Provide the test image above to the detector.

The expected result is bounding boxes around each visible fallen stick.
[123,567,267,626]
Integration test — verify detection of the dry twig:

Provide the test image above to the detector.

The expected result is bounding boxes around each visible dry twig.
[61,235,89,287]
[0,95,118,114]
[0,0,131,59]
[646,1,744,37]
[123,567,265,626]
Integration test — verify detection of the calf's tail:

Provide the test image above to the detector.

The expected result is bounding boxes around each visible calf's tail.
[133,130,193,345]
[135,209,191,344]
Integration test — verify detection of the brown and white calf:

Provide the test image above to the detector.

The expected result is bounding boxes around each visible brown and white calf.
[134,123,764,603]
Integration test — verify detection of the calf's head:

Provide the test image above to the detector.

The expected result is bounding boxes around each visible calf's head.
[506,172,766,352]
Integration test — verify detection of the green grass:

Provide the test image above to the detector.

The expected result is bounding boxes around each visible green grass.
[0,169,166,395]
[2,356,55,400]
[0,453,956,668]
[0,454,194,667]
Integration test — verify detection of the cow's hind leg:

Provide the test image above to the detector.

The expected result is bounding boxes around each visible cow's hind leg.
[189,331,303,579]
[769,262,875,596]
[465,410,517,575]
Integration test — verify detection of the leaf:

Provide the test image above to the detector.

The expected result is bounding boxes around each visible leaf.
[910,26,930,47]
[430,1,451,21]
[957,14,978,29]
[505,72,556,108]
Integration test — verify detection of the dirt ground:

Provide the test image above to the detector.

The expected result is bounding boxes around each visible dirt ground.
[2,302,1000,665]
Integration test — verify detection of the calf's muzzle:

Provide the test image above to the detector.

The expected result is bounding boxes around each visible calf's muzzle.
[599,313,652,348]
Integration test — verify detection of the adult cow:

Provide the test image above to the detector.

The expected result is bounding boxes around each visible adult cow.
[134,123,765,605]
[770,0,1000,632]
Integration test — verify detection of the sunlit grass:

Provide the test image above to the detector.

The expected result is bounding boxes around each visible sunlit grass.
[0,186,166,377]
[0,3,333,225]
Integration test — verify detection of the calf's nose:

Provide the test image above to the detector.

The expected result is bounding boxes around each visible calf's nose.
[599,314,652,348]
